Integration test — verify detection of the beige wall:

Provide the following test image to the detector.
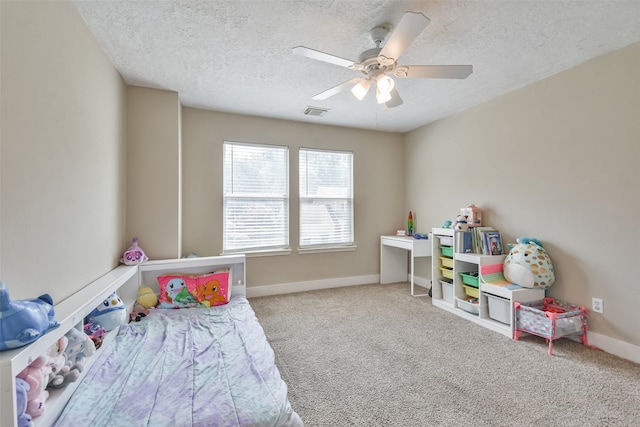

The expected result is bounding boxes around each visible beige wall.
[126,87,182,259]
[0,1,127,302]
[406,42,640,346]
[181,109,404,286]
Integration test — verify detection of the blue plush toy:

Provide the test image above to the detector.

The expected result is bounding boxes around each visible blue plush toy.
[86,292,127,331]
[0,281,59,351]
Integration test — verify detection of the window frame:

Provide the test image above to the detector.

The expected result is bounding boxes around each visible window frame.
[298,147,355,252]
[222,141,290,255]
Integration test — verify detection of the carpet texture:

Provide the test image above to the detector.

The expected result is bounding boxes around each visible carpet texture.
[250,282,640,427]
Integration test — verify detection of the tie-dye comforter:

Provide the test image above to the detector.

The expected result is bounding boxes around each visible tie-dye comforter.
[54,295,303,427]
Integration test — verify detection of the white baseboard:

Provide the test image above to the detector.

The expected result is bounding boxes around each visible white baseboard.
[246,274,380,298]
[247,275,639,365]
[587,331,640,364]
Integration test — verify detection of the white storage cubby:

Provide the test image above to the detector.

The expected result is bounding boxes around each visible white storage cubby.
[431,227,544,338]
[0,265,139,427]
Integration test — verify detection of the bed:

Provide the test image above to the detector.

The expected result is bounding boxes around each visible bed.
[1,255,303,427]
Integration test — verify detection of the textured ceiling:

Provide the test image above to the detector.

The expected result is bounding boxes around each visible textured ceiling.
[73,0,640,133]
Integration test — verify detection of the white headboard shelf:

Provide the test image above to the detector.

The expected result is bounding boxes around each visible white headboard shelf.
[0,254,246,427]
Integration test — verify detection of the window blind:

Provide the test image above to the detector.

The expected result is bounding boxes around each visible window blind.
[299,148,353,248]
[223,142,289,252]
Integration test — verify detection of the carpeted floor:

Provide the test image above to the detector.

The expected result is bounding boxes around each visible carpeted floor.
[250,282,640,427]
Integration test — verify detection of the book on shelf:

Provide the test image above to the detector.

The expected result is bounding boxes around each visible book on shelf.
[470,226,502,255]
[455,230,473,253]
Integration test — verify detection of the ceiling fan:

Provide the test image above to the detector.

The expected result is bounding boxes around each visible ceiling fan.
[293,12,473,108]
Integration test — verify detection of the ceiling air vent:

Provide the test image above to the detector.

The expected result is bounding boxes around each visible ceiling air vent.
[303,106,329,117]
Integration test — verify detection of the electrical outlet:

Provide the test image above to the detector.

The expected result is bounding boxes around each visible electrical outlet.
[592,298,604,314]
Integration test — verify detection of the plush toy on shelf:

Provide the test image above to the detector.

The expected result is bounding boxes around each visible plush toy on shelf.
[15,377,32,427]
[454,214,469,231]
[120,237,148,265]
[84,322,106,349]
[46,336,78,389]
[0,281,59,351]
[64,327,96,374]
[16,355,52,419]
[86,292,127,331]
[504,237,555,289]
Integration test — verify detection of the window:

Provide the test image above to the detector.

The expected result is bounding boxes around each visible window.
[299,148,353,248]
[223,142,289,253]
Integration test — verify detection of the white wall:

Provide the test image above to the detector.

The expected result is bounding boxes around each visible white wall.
[0,1,127,302]
[405,42,640,348]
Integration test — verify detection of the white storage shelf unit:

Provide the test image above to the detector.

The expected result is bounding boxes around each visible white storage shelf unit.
[431,227,544,338]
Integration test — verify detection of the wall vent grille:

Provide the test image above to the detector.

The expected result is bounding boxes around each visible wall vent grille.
[303,106,329,117]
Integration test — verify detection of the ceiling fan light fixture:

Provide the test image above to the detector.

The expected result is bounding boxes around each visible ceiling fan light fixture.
[375,87,392,104]
[376,74,395,94]
[351,79,371,100]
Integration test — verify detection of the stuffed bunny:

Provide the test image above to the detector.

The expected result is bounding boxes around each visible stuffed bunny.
[16,355,51,418]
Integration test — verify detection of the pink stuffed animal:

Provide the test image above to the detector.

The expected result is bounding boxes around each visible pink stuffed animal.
[120,237,148,265]
[16,355,52,418]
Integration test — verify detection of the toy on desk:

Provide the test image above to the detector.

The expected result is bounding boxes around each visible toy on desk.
[441,220,452,229]
[408,211,414,236]
[17,355,52,419]
[504,237,555,289]
[87,292,127,331]
[15,377,32,427]
[0,281,59,351]
[120,236,148,265]
[413,234,429,239]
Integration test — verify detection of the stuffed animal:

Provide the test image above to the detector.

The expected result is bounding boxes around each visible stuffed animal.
[84,322,106,349]
[16,355,52,419]
[136,286,158,309]
[504,237,555,289]
[0,281,59,351]
[87,292,127,331]
[64,327,96,374]
[15,377,33,427]
[120,237,148,265]
[46,336,71,389]
[454,214,469,231]
[129,303,150,322]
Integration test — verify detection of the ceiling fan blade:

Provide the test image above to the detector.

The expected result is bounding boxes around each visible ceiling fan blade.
[379,12,430,62]
[385,88,403,108]
[395,65,473,79]
[312,78,362,100]
[292,46,355,68]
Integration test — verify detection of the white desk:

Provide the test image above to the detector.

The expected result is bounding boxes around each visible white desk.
[380,235,432,296]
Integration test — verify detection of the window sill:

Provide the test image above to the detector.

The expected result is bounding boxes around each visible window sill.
[222,248,293,258]
[297,245,357,255]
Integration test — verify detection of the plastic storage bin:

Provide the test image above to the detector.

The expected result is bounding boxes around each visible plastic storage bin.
[438,236,453,246]
[440,267,454,280]
[456,297,479,315]
[486,293,510,324]
[460,271,479,287]
[440,256,454,269]
[439,246,454,258]
[463,284,479,299]
[440,280,454,304]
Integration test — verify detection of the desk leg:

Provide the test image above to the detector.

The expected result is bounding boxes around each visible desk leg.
[410,249,429,297]
[380,243,408,284]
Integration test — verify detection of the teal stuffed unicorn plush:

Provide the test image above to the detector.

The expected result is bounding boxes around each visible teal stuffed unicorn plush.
[0,281,59,351]
[504,237,555,289]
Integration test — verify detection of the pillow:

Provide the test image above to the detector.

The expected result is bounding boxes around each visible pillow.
[157,270,230,309]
